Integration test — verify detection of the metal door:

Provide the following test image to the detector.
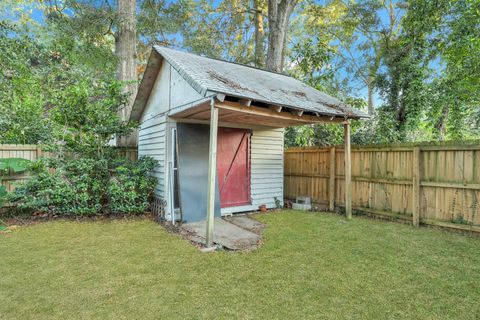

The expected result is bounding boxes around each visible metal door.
[176,123,221,222]
[217,127,251,208]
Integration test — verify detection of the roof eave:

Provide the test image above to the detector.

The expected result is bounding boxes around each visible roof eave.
[130,50,163,122]
[204,90,368,120]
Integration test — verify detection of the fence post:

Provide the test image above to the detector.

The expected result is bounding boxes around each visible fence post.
[329,147,335,211]
[412,146,421,227]
[344,122,352,220]
[36,146,43,159]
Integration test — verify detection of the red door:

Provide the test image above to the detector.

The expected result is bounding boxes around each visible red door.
[217,128,251,208]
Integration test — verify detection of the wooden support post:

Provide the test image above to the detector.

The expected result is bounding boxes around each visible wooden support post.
[206,98,219,247]
[412,146,421,227]
[344,122,352,220]
[329,147,336,211]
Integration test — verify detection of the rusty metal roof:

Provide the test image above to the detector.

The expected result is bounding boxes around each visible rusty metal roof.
[131,46,368,121]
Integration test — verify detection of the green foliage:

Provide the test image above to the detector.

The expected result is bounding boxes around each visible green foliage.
[0,158,31,173]
[137,0,189,54]
[375,34,429,141]
[290,36,334,89]
[8,156,158,216]
[0,185,7,208]
[295,0,479,145]
[180,0,259,64]
[0,157,31,207]
[285,97,370,147]
[46,78,134,156]
[108,157,158,213]
[0,19,133,146]
[0,21,54,144]
[44,0,117,73]
[0,15,142,216]
[404,0,480,141]
[1,3,156,216]
[9,158,106,215]
[285,124,342,147]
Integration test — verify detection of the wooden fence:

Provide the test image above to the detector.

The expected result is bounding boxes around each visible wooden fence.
[0,144,138,192]
[284,144,480,232]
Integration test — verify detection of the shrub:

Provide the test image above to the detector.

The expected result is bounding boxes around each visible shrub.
[0,158,31,207]
[8,156,158,216]
[107,157,158,213]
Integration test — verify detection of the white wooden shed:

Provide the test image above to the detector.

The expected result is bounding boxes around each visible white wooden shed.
[130,46,366,232]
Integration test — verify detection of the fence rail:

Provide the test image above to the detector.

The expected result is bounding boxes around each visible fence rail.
[0,144,138,193]
[284,144,480,233]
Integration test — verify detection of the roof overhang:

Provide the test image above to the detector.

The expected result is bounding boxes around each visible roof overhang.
[170,99,347,128]
[130,47,369,123]
[130,50,163,122]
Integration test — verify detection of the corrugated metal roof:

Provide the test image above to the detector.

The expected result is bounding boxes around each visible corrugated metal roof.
[153,45,368,119]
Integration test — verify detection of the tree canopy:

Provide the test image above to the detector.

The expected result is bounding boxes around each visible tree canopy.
[0,0,478,147]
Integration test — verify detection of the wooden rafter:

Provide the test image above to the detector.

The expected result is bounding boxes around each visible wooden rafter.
[215,101,344,125]
[170,99,346,127]
[290,109,303,117]
[269,105,282,113]
[239,98,252,106]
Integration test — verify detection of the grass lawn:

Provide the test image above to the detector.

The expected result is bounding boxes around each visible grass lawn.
[1,211,480,319]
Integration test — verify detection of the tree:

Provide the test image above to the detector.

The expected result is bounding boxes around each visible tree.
[265,0,298,72]
[404,0,480,140]
[180,0,258,65]
[289,36,335,89]
[304,0,404,115]
[136,0,189,70]
[2,0,478,147]
[116,0,138,147]
[375,32,429,141]
[252,0,266,68]
[0,22,52,144]
[43,0,177,146]
[0,7,133,147]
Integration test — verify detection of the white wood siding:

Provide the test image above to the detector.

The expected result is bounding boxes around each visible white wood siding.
[138,60,171,200]
[138,115,167,197]
[169,66,203,114]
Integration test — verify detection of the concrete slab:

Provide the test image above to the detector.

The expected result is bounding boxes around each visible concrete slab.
[180,217,262,250]
[223,215,266,234]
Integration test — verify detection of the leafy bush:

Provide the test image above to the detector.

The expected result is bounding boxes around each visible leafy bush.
[8,156,158,216]
[0,158,32,207]
[108,157,158,213]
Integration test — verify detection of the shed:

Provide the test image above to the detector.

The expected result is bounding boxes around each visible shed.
[131,46,367,243]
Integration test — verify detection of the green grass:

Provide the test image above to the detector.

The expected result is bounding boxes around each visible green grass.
[1,211,480,319]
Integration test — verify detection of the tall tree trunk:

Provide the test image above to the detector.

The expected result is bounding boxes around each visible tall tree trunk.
[116,0,137,147]
[367,49,381,116]
[367,77,374,116]
[435,104,449,141]
[265,0,297,72]
[253,0,265,68]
